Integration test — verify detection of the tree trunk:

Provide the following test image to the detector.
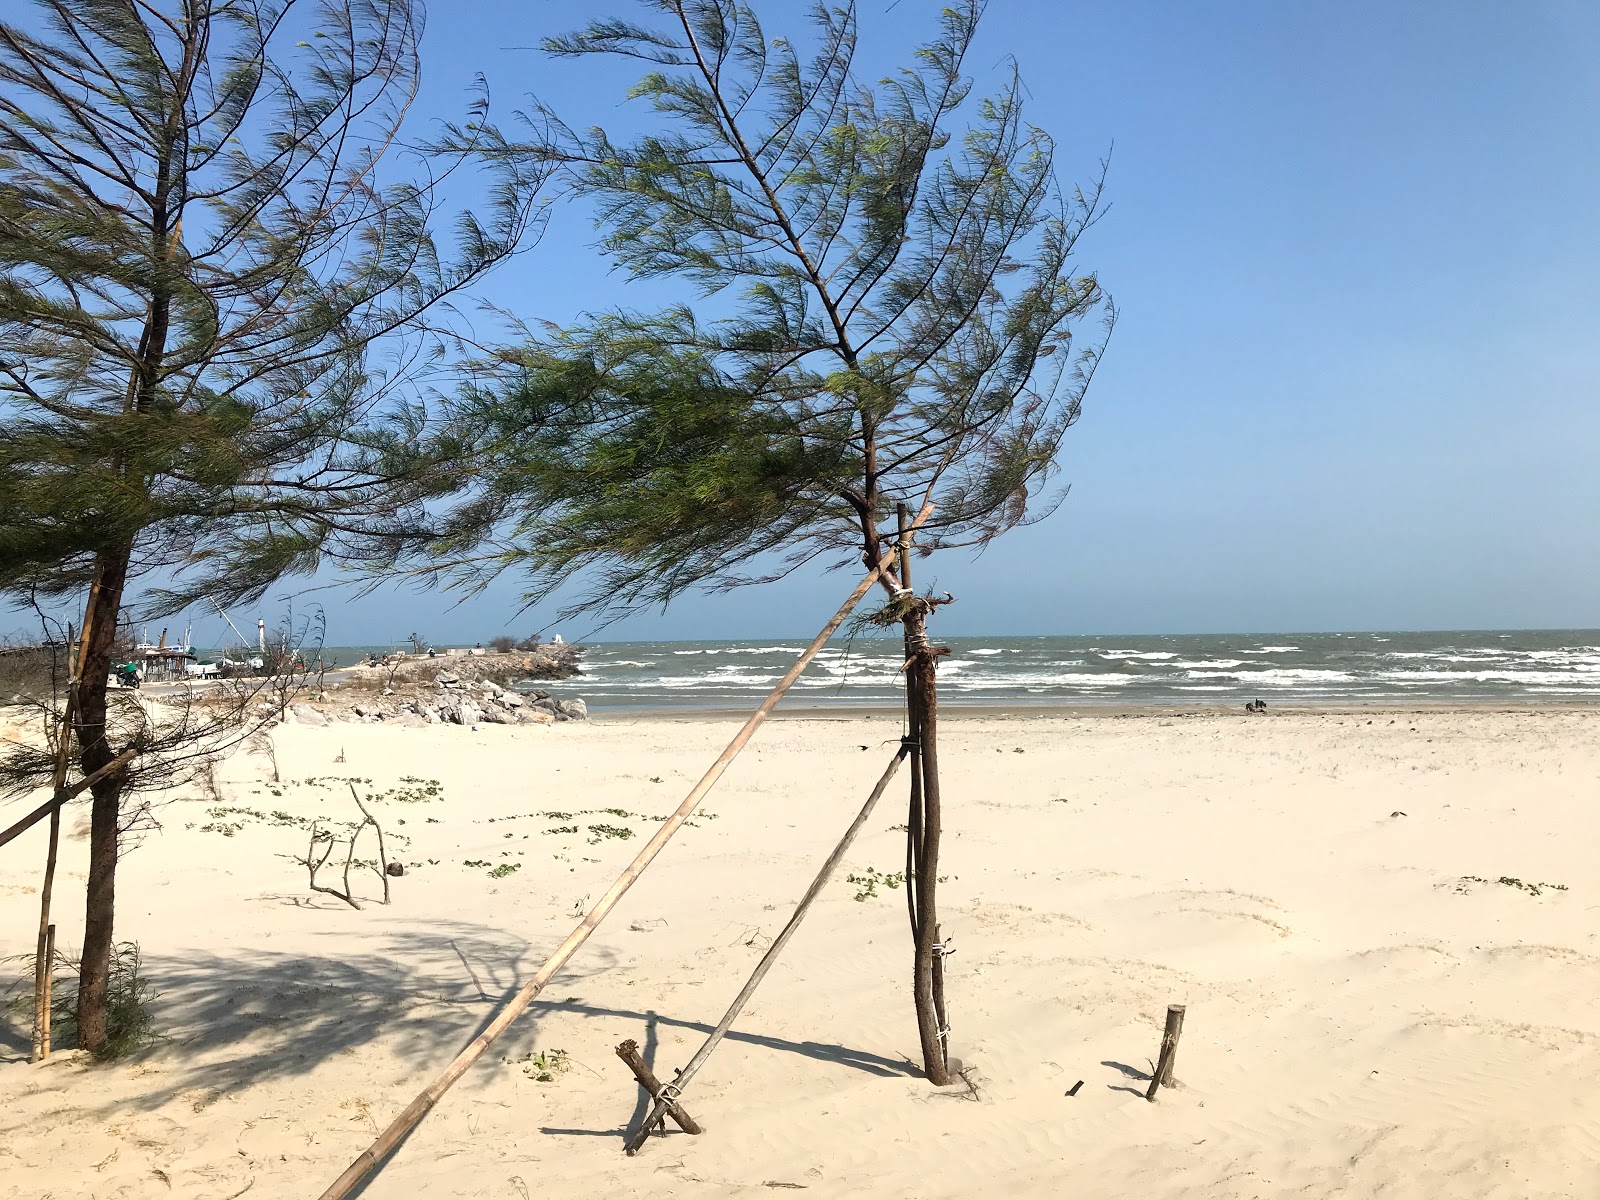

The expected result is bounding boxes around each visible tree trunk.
[904,604,950,1085]
[74,548,132,1055]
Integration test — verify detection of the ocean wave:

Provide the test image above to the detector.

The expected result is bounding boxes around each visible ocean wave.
[1173,659,1246,669]
[949,672,1136,689]
[1096,650,1178,661]
[1379,669,1598,686]
[1247,646,1300,654]
[1247,669,1355,683]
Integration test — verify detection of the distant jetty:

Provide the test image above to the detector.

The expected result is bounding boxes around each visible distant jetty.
[286,646,588,728]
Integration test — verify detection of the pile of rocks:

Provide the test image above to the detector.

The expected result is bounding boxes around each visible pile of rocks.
[289,672,589,728]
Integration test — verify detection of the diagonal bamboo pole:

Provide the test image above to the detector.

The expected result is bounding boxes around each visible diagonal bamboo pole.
[317,561,891,1200]
[1,748,141,854]
[625,744,910,1155]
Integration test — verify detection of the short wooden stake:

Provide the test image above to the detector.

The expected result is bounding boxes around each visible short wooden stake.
[616,1040,703,1136]
[40,923,55,1057]
[1145,1004,1186,1101]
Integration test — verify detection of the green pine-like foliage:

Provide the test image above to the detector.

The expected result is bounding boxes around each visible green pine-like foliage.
[0,0,546,615]
[437,0,1113,617]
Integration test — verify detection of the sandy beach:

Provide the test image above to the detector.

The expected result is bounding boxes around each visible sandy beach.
[3,707,1598,1198]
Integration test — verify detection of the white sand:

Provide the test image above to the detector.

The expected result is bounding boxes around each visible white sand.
[3,708,1599,1198]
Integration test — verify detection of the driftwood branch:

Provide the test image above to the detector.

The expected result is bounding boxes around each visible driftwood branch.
[297,786,393,910]
[301,822,360,910]
[348,783,390,904]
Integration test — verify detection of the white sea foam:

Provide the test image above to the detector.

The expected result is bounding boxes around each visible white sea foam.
[1096,650,1177,661]
[1248,646,1300,654]
[1380,669,1596,686]
[948,672,1135,689]
[1246,669,1354,683]
[1174,659,1246,670]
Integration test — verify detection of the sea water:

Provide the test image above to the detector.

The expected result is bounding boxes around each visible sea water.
[539,629,1600,710]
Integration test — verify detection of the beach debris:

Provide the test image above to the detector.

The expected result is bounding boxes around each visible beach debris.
[293,784,393,910]
[1391,811,1406,818]
[1145,1004,1186,1101]
[1245,699,1267,713]
[1454,875,1567,897]
[1066,1079,1084,1097]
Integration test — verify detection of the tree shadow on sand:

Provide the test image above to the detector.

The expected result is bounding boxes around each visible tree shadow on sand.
[1,917,916,1136]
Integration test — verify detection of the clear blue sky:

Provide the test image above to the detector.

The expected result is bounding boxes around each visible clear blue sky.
[52,0,1600,646]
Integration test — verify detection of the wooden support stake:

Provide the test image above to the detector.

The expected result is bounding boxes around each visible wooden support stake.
[1145,1004,1186,1101]
[616,1040,702,1136]
[316,555,907,1200]
[38,923,56,1057]
[624,746,910,1156]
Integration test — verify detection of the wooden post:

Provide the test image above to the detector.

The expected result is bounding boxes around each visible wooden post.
[316,557,904,1200]
[31,806,60,1061]
[931,922,949,1074]
[1145,1005,1186,1101]
[624,746,909,1156]
[616,1040,702,1136]
[40,924,55,1055]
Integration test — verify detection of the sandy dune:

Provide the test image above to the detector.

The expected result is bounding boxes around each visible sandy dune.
[3,708,1598,1198]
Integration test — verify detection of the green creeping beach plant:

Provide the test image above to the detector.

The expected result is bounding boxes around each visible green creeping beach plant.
[502,1048,570,1082]
[1456,875,1568,897]
[847,867,951,902]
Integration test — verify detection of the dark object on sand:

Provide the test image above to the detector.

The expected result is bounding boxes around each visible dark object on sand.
[1245,698,1267,713]
[386,862,405,877]
[1146,1004,1186,1101]
[1066,1079,1084,1097]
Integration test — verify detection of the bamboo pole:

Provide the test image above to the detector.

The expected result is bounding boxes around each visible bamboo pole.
[316,562,890,1200]
[625,745,909,1155]
[1,748,141,853]
[40,924,55,1051]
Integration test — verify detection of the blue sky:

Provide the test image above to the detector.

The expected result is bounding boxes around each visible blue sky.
[37,0,1600,647]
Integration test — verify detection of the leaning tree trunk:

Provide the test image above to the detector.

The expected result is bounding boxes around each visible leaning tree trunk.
[74,548,133,1055]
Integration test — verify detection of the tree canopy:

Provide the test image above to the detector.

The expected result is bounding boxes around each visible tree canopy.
[430,0,1113,618]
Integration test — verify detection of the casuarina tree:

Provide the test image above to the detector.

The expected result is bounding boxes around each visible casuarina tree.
[0,0,546,1053]
[436,0,1112,1082]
